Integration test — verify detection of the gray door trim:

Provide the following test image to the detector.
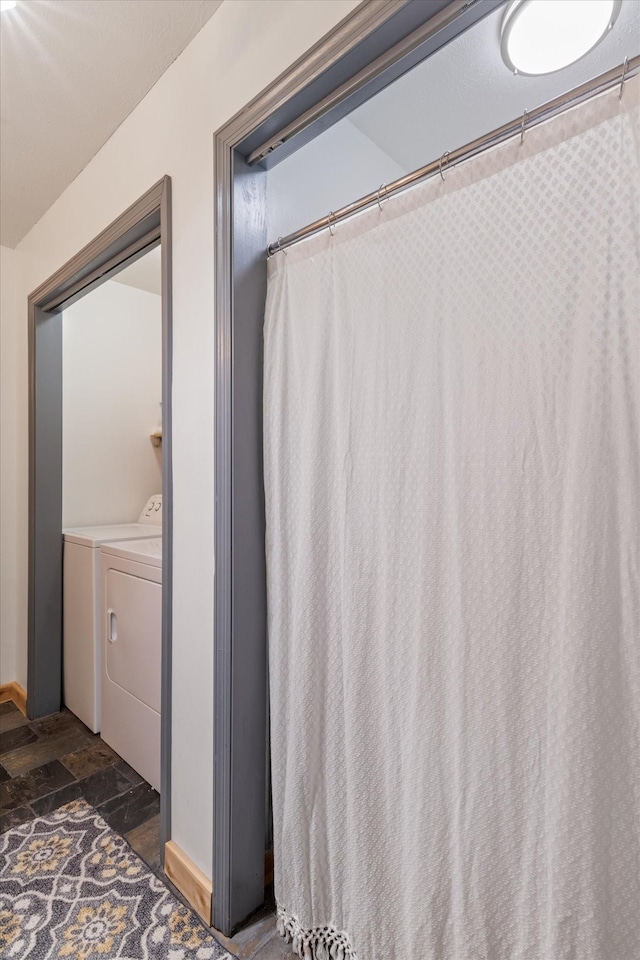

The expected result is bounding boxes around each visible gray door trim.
[43,231,161,314]
[212,5,414,928]
[27,176,173,857]
[244,0,492,166]
[212,0,502,935]
[218,0,407,150]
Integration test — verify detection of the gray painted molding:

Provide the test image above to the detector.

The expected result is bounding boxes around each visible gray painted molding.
[159,178,173,865]
[213,1,409,926]
[219,0,408,149]
[246,0,475,165]
[27,176,173,858]
[212,0,498,935]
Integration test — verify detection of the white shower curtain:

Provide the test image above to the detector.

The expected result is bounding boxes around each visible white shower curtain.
[264,78,640,960]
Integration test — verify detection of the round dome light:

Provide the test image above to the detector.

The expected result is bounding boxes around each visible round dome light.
[501,0,620,76]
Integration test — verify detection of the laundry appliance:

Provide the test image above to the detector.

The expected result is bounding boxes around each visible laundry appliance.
[100,537,162,791]
[62,494,162,732]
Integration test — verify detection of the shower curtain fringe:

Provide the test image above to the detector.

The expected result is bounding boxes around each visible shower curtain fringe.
[277,905,359,960]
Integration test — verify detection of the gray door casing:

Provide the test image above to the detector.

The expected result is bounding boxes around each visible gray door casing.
[27,176,173,857]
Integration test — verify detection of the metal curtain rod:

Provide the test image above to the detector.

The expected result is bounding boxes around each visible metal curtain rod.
[267,54,639,257]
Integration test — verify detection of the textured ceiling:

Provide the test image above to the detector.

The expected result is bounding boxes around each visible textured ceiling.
[349,0,640,175]
[0,0,223,247]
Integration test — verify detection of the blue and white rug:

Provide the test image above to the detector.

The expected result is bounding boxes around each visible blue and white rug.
[0,799,230,959]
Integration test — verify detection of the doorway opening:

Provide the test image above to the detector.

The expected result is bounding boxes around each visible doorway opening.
[212,0,505,935]
[27,177,172,861]
[213,0,640,938]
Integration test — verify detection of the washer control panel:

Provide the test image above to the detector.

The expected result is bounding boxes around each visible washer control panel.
[138,494,163,524]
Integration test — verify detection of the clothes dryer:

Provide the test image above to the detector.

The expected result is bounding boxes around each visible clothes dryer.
[62,494,162,731]
[100,537,162,791]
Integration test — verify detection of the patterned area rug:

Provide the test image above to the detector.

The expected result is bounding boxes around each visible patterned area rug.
[0,799,229,959]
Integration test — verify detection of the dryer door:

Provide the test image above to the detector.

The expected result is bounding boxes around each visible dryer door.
[105,570,161,713]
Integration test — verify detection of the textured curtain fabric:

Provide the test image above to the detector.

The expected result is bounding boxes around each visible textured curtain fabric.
[264,78,640,960]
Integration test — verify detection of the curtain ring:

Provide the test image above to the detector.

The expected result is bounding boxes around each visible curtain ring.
[620,56,629,99]
[328,212,336,237]
[277,237,287,255]
[520,109,528,146]
[439,151,450,182]
[376,183,388,211]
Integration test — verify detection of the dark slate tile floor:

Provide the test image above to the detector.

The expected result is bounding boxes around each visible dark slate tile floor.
[0,701,292,959]
[213,903,292,959]
[0,702,160,865]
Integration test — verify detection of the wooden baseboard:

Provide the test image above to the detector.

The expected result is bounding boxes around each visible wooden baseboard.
[163,840,272,926]
[0,682,27,716]
[164,840,212,925]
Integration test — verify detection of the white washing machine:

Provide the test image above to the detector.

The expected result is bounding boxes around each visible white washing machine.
[62,494,162,732]
[100,537,162,792]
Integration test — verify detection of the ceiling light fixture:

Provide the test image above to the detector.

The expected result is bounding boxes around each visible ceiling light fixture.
[0,0,17,11]
[501,0,620,76]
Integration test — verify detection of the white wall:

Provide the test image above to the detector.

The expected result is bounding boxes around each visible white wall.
[1,245,17,684]
[63,280,162,528]
[0,0,359,879]
[267,118,405,243]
